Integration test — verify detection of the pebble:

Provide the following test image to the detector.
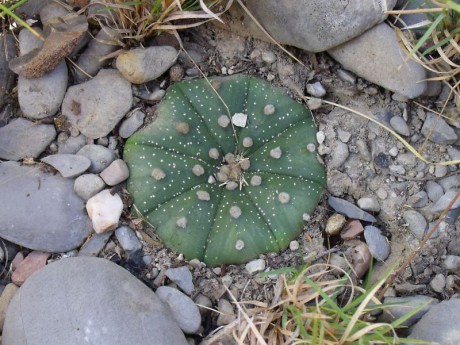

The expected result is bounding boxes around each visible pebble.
[448,147,460,161]
[306,82,326,97]
[343,240,371,279]
[336,69,356,84]
[100,159,129,186]
[41,154,91,178]
[62,69,133,139]
[325,213,346,236]
[356,139,372,162]
[11,251,50,286]
[409,299,460,344]
[363,226,390,261]
[3,257,188,345]
[86,189,123,233]
[116,46,178,84]
[78,230,113,257]
[407,191,428,208]
[382,296,438,327]
[58,134,86,154]
[337,129,351,143]
[245,259,266,274]
[443,255,460,272]
[357,196,380,213]
[430,273,446,293]
[438,175,460,192]
[217,298,236,326]
[434,165,448,178]
[307,97,322,110]
[402,210,427,240]
[376,187,388,200]
[289,240,300,251]
[16,29,68,119]
[431,190,460,212]
[388,146,399,157]
[390,116,410,136]
[340,220,364,240]
[156,286,201,334]
[194,294,213,315]
[389,164,405,175]
[329,23,427,99]
[119,109,145,138]
[0,162,92,252]
[0,118,56,160]
[77,144,116,173]
[421,112,458,144]
[74,173,105,200]
[115,226,142,257]
[261,51,276,64]
[0,284,18,332]
[328,196,376,222]
[165,267,195,295]
[426,181,444,203]
[329,142,349,168]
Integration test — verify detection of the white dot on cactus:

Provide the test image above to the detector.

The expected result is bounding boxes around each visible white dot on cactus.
[151,168,166,180]
[230,205,242,219]
[232,113,247,127]
[209,148,219,159]
[226,181,238,191]
[278,192,290,204]
[175,122,190,134]
[270,147,282,159]
[218,115,230,128]
[192,164,205,176]
[235,239,245,250]
[264,104,275,115]
[242,137,253,148]
[176,217,187,228]
[307,143,316,152]
[250,175,262,186]
[302,213,311,221]
[196,190,210,201]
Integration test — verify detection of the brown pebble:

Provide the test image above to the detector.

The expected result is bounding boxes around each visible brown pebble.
[169,64,184,82]
[11,251,50,286]
[340,220,364,240]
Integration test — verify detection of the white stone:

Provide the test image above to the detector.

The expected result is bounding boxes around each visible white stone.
[231,113,247,127]
[86,189,123,233]
[245,259,266,274]
[289,240,300,251]
[316,131,325,144]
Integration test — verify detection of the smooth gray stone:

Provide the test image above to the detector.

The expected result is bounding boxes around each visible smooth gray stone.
[165,267,194,296]
[41,154,91,178]
[421,112,458,144]
[329,23,427,99]
[363,226,390,261]
[390,116,410,136]
[76,144,116,173]
[0,162,92,252]
[0,118,56,160]
[382,296,438,327]
[62,69,133,139]
[115,226,142,256]
[329,142,349,169]
[328,196,376,222]
[431,190,460,212]
[58,134,87,154]
[409,299,460,344]
[74,173,105,200]
[156,286,201,335]
[17,29,68,120]
[119,110,145,138]
[402,210,427,240]
[3,257,188,345]
[438,174,460,193]
[426,181,444,203]
[78,231,113,257]
[0,33,16,109]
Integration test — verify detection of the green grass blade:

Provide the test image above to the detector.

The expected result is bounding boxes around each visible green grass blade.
[0,4,43,40]
[408,12,445,57]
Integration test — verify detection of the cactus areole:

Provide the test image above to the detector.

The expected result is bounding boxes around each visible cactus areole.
[123,75,325,266]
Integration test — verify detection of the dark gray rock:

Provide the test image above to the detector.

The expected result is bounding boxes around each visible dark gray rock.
[426,181,444,202]
[3,257,188,345]
[76,145,116,173]
[74,173,105,200]
[328,196,376,222]
[119,110,145,139]
[363,226,390,261]
[421,112,458,144]
[164,267,194,296]
[382,296,438,327]
[41,154,91,178]
[0,162,92,252]
[0,34,16,110]
[0,118,56,160]
[402,210,427,239]
[115,226,142,257]
[78,231,113,257]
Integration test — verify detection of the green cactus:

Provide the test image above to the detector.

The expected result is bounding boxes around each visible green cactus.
[123,75,325,266]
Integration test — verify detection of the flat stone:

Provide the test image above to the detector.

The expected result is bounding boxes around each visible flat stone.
[357,196,380,213]
[86,189,123,234]
[329,142,349,168]
[430,273,446,293]
[115,226,142,257]
[76,144,116,173]
[74,173,105,200]
[382,296,438,327]
[390,116,410,136]
[363,226,390,261]
[62,69,133,139]
[17,29,68,119]
[0,33,16,110]
[156,286,201,334]
[164,267,195,295]
[328,196,376,222]
[116,46,178,84]
[119,110,145,138]
[58,134,86,154]
[402,210,427,240]
[421,112,458,144]
[0,284,18,332]
[78,231,113,257]
[245,259,266,275]
[329,23,427,99]
[0,118,56,160]
[41,154,91,178]
[409,299,460,344]
[426,181,444,203]
[11,251,50,286]
[3,257,188,345]
[431,189,460,212]
[0,162,92,252]
[100,159,129,186]
[306,82,326,97]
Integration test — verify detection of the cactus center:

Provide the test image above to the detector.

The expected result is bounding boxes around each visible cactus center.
[215,152,250,190]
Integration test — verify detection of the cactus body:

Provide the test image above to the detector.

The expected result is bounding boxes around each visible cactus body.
[124,75,325,266]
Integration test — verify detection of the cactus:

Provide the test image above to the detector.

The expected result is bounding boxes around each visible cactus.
[123,75,325,266]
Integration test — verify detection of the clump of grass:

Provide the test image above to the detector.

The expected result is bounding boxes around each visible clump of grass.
[0,0,42,39]
[203,263,430,345]
[87,0,233,45]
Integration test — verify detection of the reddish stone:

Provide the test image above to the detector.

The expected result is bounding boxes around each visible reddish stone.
[10,252,24,271]
[340,220,364,240]
[11,251,51,286]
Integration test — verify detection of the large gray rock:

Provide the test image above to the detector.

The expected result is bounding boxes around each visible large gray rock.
[0,118,56,160]
[0,162,92,252]
[328,23,427,99]
[219,0,396,52]
[3,257,188,345]
[409,299,460,344]
[17,29,68,119]
[62,69,133,139]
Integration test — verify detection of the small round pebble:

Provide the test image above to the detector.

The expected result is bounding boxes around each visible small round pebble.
[325,213,347,236]
[374,152,391,168]
[100,159,129,186]
[357,196,380,212]
[245,259,265,274]
[364,225,391,261]
[402,210,427,240]
[390,116,410,136]
[226,181,238,190]
[74,173,105,200]
[306,82,326,97]
[289,240,300,251]
[119,110,145,138]
[430,273,446,293]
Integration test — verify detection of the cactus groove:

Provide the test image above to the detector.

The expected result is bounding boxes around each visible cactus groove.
[123,75,325,266]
